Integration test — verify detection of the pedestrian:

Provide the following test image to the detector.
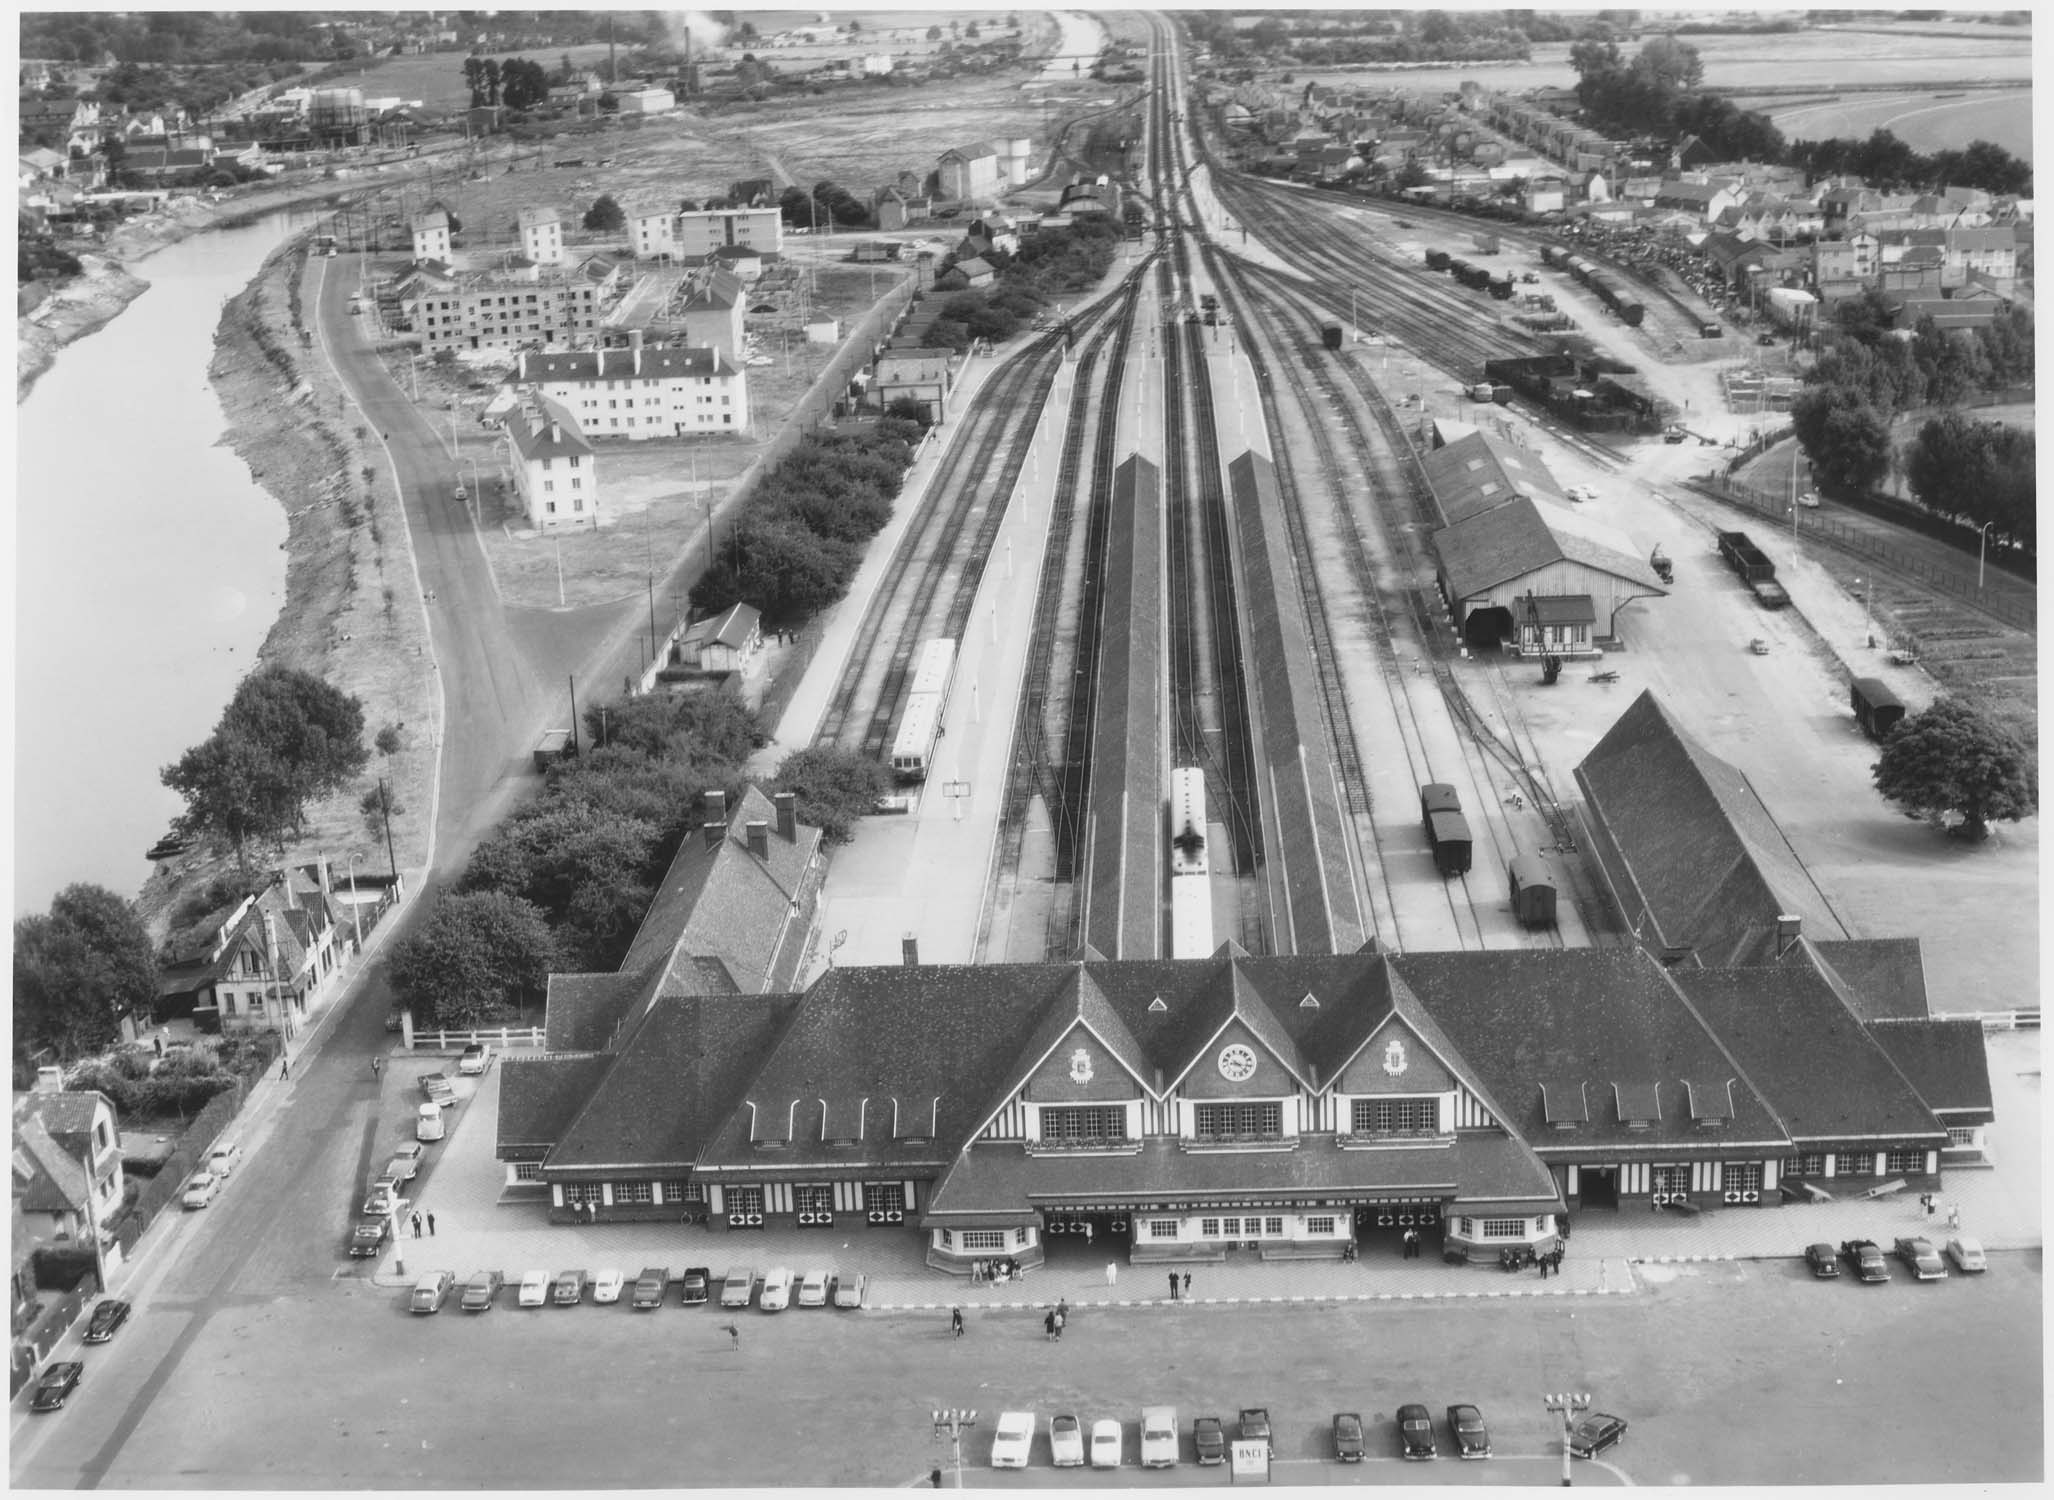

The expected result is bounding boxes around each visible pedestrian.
[1044,1309,1056,1341]
[1084,1222,1094,1245]
[279,1057,290,1081]
[1553,1248,1564,1274]
[371,1056,382,1077]
[410,1211,422,1239]
[1053,1309,1065,1340]
[950,1306,964,1338]
[1182,1272,1192,1298]
[1104,1261,1117,1287]
[1947,1204,1961,1231]
[726,1322,740,1351]
[1167,1271,1179,1301]
[153,1033,164,1058]
[426,1212,436,1236]
[929,1468,942,1490]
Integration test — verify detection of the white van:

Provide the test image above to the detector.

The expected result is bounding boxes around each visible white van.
[416,1103,446,1142]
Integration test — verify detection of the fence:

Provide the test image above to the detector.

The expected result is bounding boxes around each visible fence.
[111,1080,247,1243]
[410,1026,546,1052]
[1689,476,2036,632]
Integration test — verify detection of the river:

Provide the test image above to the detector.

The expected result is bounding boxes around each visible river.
[14,210,311,914]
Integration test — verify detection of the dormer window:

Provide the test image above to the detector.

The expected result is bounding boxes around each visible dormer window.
[1040,1106,1126,1145]
[1350,1097,1437,1135]
[1193,1102,1281,1141]
[1614,1082,1661,1132]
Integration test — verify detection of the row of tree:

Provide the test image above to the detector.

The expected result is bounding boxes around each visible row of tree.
[462,54,558,111]
[1785,132,2033,199]
[1791,293,2034,499]
[387,691,888,1027]
[14,884,160,1067]
[687,418,924,626]
[1902,413,2036,552]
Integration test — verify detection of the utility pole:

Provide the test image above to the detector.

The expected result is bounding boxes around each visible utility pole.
[377,777,399,879]
[931,1409,977,1489]
[1543,1391,1592,1486]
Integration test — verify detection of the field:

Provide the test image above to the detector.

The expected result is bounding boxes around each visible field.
[1757,89,2034,160]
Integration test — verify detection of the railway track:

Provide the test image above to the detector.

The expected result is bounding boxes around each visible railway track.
[812,298,1122,764]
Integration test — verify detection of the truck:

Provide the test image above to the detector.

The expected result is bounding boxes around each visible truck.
[1714,530,1790,608]
[533,728,573,772]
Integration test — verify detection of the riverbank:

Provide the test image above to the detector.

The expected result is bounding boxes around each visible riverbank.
[137,236,441,932]
[16,253,152,401]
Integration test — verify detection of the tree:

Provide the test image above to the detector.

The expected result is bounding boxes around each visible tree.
[13,884,160,1062]
[500,57,549,110]
[162,666,368,862]
[583,192,625,232]
[360,781,403,842]
[387,890,560,1029]
[925,25,942,41]
[1873,699,2037,841]
[772,746,891,844]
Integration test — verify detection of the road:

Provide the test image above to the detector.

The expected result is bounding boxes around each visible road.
[12,1256,2039,1486]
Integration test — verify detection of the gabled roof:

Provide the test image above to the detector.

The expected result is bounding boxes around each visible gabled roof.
[496,1053,616,1154]
[1394,947,1791,1150]
[543,968,656,1052]
[1672,967,1947,1146]
[1865,1018,1994,1123]
[1423,431,1569,523]
[1575,692,1847,966]
[1811,938,1929,1021]
[11,1114,88,1214]
[506,399,592,461]
[1433,494,1663,599]
[518,345,734,385]
[547,992,803,1170]
[679,601,761,652]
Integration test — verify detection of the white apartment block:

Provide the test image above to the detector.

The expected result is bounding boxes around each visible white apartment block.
[504,399,598,530]
[516,331,748,440]
[632,206,784,261]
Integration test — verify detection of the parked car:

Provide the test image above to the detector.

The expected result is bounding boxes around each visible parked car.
[1839,1239,1890,1282]
[1090,1418,1122,1468]
[1050,1413,1085,1467]
[1797,490,1819,508]
[1946,1235,1987,1273]
[420,1073,456,1107]
[1447,1404,1492,1459]
[632,1267,670,1309]
[460,1270,503,1311]
[385,1142,426,1180]
[362,1178,406,1217]
[1140,1406,1177,1468]
[1569,1412,1629,1459]
[180,1170,219,1210]
[415,1103,446,1142]
[348,1219,390,1257]
[205,1140,243,1178]
[1894,1236,1947,1280]
[30,1360,83,1412]
[457,1042,491,1076]
[409,1270,455,1314]
[553,1269,587,1306]
[796,1268,831,1307]
[1333,1412,1365,1462]
[517,1270,550,1307]
[759,1266,795,1311]
[720,1265,756,1309]
[1804,1243,1840,1278]
[1193,1415,1226,1466]
[1397,1403,1437,1459]
[832,1272,867,1309]
[1238,1407,1273,1457]
[83,1299,130,1344]
[591,1269,624,1304]
[679,1266,711,1305]
[990,1411,1035,1469]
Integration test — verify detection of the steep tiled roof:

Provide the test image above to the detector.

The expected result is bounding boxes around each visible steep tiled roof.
[496,1053,616,1154]
[1423,431,1569,524]
[519,345,733,385]
[11,1114,88,1214]
[1672,967,1947,1146]
[1395,947,1792,1152]
[1811,938,1930,1021]
[1575,691,1847,965]
[507,398,592,461]
[547,993,802,1171]
[543,968,656,1052]
[1865,1018,1993,1123]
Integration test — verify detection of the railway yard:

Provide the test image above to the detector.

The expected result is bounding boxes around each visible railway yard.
[763,20,2033,998]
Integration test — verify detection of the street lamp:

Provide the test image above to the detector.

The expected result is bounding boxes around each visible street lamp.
[931,1409,977,1489]
[1978,520,1997,590]
[1853,574,1873,647]
[1543,1391,1592,1486]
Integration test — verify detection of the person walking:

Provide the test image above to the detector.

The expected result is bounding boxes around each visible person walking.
[1104,1261,1118,1287]
[1167,1272,1179,1301]
[1182,1272,1192,1299]
[279,1057,290,1081]
[726,1323,740,1352]
[950,1307,964,1338]
[426,1212,436,1236]
[1053,1308,1065,1341]
[1043,1309,1056,1341]
[1084,1222,1094,1246]
[410,1211,422,1239]
[371,1056,382,1078]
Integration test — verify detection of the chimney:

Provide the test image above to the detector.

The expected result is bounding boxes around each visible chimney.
[703,788,728,849]
[630,326,643,374]
[745,820,770,860]
[1775,913,1802,954]
[34,1065,65,1095]
[773,791,798,842]
[316,855,333,906]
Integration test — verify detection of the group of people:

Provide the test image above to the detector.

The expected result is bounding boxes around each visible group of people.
[1498,1244,1566,1276]
[1041,1301,1068,1340]
[971,1257,1023,1285]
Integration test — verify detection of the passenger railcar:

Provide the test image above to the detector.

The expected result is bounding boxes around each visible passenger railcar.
[888,638,958,782]
[1168,767,1214,960]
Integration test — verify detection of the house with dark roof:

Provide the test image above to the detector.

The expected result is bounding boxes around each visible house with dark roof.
[12,1078,123,1259]
[1424,433,1666,655]
[155,861,345,1032]
[503,398,597,530]
[674,602,762,676]
[494,936,1977,1269]
[516,330,746,441]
